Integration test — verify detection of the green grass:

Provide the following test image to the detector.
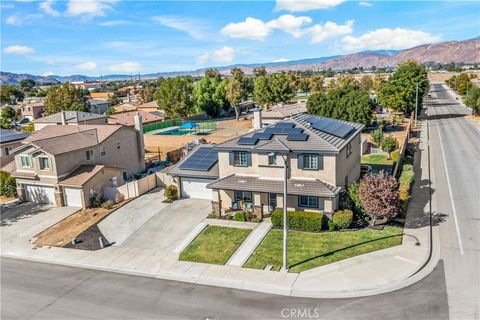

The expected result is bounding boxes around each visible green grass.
[362,153,394,173]
[179,226,251,265]
[244,226,403,273]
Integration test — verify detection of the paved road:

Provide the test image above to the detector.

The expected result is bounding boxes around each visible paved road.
[1,258,448,320]
[426,84,480,320]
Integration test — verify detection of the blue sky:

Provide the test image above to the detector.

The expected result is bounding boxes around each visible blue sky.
[1,0,478,76]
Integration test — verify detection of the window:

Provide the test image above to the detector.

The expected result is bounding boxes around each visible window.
[298,196,319,208]
[39,157,50,170]
[100,146,106,157]
[234,152,248,167]
[268,154,277,165]
[86,150,94,161]
[303,154,318,170]
[4,147,11,156]
[116,142,121,150]
[235,191,252,202]
[346,142,352,158]
[20,155,32,168]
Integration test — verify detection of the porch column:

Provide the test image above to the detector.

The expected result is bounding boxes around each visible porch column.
[54,185,64,207]
[211,189,222,217]
[253,192,263,220]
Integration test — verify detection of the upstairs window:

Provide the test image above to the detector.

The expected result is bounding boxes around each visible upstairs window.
[346,142,352,158]
[86,150,94,161]
[100,146,106,157]
[268,154,277,165]
[234,152,248,167]
[20,155,32,168]
[39,157,50,170]
[303,154,318,170]
[116,142,121,150]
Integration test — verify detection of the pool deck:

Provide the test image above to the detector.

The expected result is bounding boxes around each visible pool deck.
[148,126,214,136]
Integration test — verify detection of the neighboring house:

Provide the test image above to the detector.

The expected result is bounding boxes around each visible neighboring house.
[137,101,161,113]
[87,99,111,114]
[169,113,363,219]
[90,91,127,100]
[11,118,146,208]
[108,110,164,127]
[34,111,108,131]
[20,102,44,120]
[258,101,307,127]
[0,129,30,174]
[113,103,137,113]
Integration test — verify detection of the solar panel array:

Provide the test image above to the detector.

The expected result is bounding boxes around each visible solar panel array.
[287,133,309,141]
[309,117,355,138]
[236,121,312,146]
[179,147,218,171]
[264,127,304,135]
[252,132,273,140]
[238,137,259,145]
[274,122,295,128]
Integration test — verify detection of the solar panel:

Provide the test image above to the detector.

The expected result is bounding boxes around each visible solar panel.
[265,127,303,135]
[287,133,309,141]
[238,137,259,145]
[310,118,355,138]
[252,132,273,140]
[274,122,295,128]
[179,147,218,171]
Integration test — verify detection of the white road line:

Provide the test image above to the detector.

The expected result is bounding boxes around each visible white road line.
[436,124,465,255]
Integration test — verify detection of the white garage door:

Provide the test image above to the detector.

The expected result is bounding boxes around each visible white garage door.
[181,178,213,200]
[64,188,83,207]
[25,184,55,204]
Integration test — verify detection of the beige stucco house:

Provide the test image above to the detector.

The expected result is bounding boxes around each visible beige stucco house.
[168,113,364,219]
[11,121,145,209]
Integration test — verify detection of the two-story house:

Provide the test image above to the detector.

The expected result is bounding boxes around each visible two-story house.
[34,111,108,131]
[0,129,30,173]
[11,120,145,208]
[168,113,363,219]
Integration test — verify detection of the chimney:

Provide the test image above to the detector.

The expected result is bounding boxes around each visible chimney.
[127,93,131,102]
[134,112,146,170]
[61,111,67,125]
[253,107,262,130]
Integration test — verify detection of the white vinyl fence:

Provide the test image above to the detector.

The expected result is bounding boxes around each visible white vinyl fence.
[103,173,158,201]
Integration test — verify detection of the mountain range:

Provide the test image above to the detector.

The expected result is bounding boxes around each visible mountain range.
[1,38,479,85]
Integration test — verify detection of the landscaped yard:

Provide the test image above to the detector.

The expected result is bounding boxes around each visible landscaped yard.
[244,226,403,273]
[362,153,394,173]
[179,225,251,265]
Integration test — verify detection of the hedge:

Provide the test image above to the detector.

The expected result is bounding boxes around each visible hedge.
[234,212,246,221]
[271,209,323,232]
[332,209,353,230]
[399,164,414,199]
[0,171,16,197]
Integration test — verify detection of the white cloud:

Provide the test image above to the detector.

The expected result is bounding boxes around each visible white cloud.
[66,0,118,18]
[359,1,373,7]
[221,17,271,40]
[39,0,60,16]
[266,14,312,38]
[42,71,55,76]
[273,58,289,62]
[99,20,130,26]
[152,16,208,40]
[3,45,34,55]
[5,14,42,26]
[308,20,354,43]
[76,61,97,71]
[107,62,142,73]
[275,0,346,12]
[341,28,441,50]
[197,47,235,65]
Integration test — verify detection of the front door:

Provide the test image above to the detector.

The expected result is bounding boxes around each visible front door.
[268,193,277,212]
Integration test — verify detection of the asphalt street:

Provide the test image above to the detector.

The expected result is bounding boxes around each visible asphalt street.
[426,84,480,320]
[1,257,448,320]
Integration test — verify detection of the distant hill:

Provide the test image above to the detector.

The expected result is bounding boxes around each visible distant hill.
[1,38,479,85]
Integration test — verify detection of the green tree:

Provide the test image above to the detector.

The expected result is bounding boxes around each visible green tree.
[19,79,36,94]
[309,75,324,93]
[43,83,88,115]
[252,66,267,77]
[359,75,374,92]
[0,107,17,129]
[307,84,375,125]
[377,60,428,114]
[253,76,273,108]
[204,68,221,81]
[105,107,117,116]
[371,128,384,147]
[269,73,295,103]
[155,76,194,118]
[139,85,157,103]
[225,67,246,120]
[0,171,17,197]
[381,135,398,159]
[21,122,35,133]
[465,85,480,115]
[0,85,25,104]
[107,94,122,107]
[193,76,229,117]
[453,73,471,95]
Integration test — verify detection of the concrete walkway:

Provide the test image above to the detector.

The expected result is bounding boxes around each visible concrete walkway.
[227,220,272,267]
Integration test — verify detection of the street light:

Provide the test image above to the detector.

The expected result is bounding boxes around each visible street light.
[269,139,291,272]
[415,79,428,127]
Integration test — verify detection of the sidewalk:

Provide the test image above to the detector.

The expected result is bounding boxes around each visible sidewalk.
[0,121,439,298]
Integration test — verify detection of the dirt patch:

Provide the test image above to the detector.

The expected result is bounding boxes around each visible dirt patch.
[0,196,16,204]
[33,203,124,248]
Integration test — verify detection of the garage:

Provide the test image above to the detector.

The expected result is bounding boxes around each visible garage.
[181,178,213,200]
[63,187,83,207]
[25,184,55,204]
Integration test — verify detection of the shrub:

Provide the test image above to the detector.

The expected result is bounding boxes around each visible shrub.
[371,128,383,147]
[391,150,400,162]
[0,171,17,197]
[327,220,335,231]
[89,194,101,208]
[381,135,398,158]
[332,210,353,230]
[164,185,178,202]
[271,209,323,232]
[399,164,414,194]
[347,182,366,222]
[101,200,114,209]
[233,212,246,221]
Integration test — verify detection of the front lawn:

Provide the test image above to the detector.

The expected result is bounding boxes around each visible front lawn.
[362,153,394,173]
[244,226,403,273]
[179,226,251,265]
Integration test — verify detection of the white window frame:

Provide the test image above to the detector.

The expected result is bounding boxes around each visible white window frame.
[298,195,319,208]
[303,154,318,170]
[38,156,50,170]
[20,155,32,168]
[234,152,248,167]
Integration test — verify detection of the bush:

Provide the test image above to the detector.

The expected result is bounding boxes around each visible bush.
[164,185,178,202]
[399,164,414,194]
[371,128,383,147]
[89,194,101,208]
[0,171,17,197]
[101,200,114,209]
[328,220,335,231]
[233,212,246,221]
[391,150,400,162]
[332,210,353,230]
[347,182,366,222]
[271,209,323,232]
[381,135,398,158]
